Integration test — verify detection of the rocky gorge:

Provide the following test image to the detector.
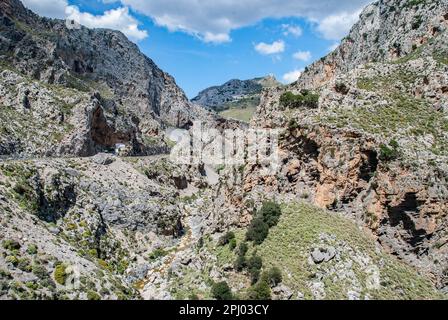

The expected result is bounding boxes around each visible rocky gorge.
[0,0,447,300]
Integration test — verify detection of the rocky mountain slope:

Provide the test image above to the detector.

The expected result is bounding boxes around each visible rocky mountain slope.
[192,76,281,112]
[250,0,448,292]
[0,0,213,157]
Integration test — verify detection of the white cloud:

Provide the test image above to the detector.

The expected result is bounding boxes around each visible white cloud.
[21,0,68,19]
[119,0,372,43]
[21,0,148,43]
[21,0,372,44]
[282,24,303,37]
[282,69,303,84]
[65,6,148,41]
[255,40,285,55]
[316,10,362,40]
[293,50,312,61]
[203,32,231,44]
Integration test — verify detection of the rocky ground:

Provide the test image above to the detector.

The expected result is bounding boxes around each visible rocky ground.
[1,0,448,300]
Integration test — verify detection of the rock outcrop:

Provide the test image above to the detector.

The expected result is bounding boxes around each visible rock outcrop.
[192,76,281,112]
[249,0,448,291]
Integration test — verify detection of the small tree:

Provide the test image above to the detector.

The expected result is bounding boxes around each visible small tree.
[259,201,282,227]
[235,242,248,272]
[266,267,282,287]
[379,139,400,162]
[247,255,263,284]
[234,254,246,272]
[246,217,269,245]
[211,281,233,300]
[229,238,237,251]
[218,231,235,246]
[238,242,249,256]
[247,280,271,300]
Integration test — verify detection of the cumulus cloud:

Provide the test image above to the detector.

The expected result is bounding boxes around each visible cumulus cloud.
[203,32,231,44]
[282,24,303,37]
[21,0,148,42]
[255,40,285,55]
[293,50,312,61]
[282,69,303,84]
[65,6,148,41]
[119,0,372,43]
[21,0,68,19]
[21,0,372,44]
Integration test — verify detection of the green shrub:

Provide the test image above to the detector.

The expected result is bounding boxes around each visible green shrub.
[288,119,299,131]
[189,293,200,300]
[26,244,38,255]
[259,201,282,227]
[87,290,101,300]
[335,82,349,95]
[148,248,168,261]
[2,239,21,251]
[0,269,12,279]
[117,259,129,275]
[235,242,248,271]
[247,279,271,300]
[237,242,249,257]
[5,255,19,266]
[211,281,233,300]
[229,238,237,251]
[17,258,31,272]
[234,254,247,272]
[246,216,269,245]
[54,264,67,285]
[32,264,48,279]
[218,231,236,246]
[280,90,319,109]
[266,267,282,287]
[247,255,263,284]
[379,140,400,162]
[197,237,204,249]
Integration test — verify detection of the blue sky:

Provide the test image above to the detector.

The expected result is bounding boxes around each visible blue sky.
[21,0,373,98]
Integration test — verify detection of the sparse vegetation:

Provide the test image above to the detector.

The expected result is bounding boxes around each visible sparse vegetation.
[246,201,282,245]
[87,290,101,300]
[247,278,271,300]
[266,267,282,287]
[148,248,169,261]
[211,281,233,300]
[54,264,67,285]
[218,231,236,246]
[246,216,269,245]
[379,140,400,162]
[335,82,350,95]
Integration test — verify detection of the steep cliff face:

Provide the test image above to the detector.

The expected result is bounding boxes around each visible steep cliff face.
[298,0,448,88]
[0,0,209,157]
[192,76,281,112]
[250,0,448,291]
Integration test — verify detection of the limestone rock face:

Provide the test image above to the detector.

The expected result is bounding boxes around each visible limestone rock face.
[247,0,448,291]
[298,0,448,89]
